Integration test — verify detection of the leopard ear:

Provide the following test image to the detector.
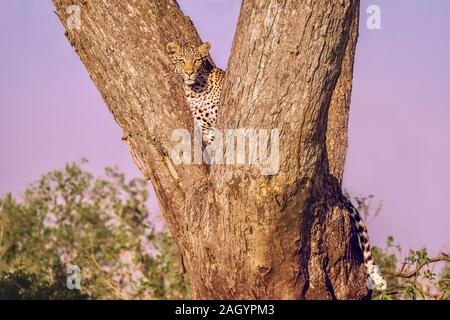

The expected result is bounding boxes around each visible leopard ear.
[166,42,180,55]
[197,42,211,57]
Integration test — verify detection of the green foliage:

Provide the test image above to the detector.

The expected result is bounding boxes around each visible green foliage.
[0,266,88,300]
[373,239,449,300]
[347,194,449,300]
[438,266,450,300]
[1,168,447,300]
[0,161,190,299]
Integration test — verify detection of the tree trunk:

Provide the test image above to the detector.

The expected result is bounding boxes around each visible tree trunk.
[53,0,368,299]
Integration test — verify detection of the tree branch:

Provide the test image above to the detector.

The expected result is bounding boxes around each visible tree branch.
[383,254,449,279]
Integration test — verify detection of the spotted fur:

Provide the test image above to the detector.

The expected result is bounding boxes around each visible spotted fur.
[166,42,225,145]
[342,196,386,290]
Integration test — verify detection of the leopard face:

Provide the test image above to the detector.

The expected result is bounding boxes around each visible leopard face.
[166,42,211,86]
[166,41,225,145]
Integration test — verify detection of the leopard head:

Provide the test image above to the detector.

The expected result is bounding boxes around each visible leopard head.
[166,42,211,86]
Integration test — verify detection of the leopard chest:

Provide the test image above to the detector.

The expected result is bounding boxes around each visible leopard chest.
[185,87,220,126]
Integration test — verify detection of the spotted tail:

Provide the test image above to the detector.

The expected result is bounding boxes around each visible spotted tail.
[342,197,387,291]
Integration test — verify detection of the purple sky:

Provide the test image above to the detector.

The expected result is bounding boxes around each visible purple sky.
[0,1,449,256]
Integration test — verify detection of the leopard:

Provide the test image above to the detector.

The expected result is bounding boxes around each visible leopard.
[166,41,385,292]
[166,41,225,145]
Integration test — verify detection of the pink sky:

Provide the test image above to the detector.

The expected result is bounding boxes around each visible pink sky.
[0,0,449,256]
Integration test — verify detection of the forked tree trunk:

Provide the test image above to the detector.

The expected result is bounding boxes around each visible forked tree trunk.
[53,0,368,299]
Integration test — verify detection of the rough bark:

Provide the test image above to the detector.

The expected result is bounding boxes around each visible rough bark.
[53,0,367,299]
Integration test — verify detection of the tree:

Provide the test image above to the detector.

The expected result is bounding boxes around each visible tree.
[52,0,365,299]
[0,162,190,299]
[1,163,446,299]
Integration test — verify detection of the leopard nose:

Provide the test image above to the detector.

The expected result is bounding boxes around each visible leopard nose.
[185,69,194,76]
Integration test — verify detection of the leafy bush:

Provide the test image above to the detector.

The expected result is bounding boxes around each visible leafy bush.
[349,194,449,300]
[0,161,190,299]
[0,164,447,299]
